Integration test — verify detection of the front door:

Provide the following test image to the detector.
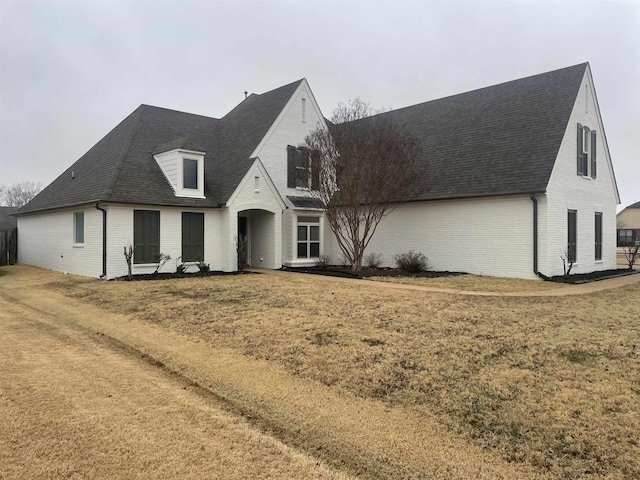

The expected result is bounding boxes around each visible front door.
[237,216,249,267]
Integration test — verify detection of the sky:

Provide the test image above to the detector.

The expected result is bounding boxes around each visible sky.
[1,0,638,210]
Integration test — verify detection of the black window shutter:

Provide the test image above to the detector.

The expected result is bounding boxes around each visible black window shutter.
[591,130,597,178]
[576,123,584,176]
[311,150,320,190]
[133,211,144,263]
[287,145,296,188]
[182,213,191,261]
[147,211,160,263]
[193,213,204,260]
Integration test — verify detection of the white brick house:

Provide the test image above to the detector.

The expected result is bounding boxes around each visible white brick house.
[16,63,619,279]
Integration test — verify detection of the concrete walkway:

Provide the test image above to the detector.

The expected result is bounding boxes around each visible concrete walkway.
[249,268,640,297]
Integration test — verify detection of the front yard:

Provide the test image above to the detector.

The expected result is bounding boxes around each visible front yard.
[36,266,640,480]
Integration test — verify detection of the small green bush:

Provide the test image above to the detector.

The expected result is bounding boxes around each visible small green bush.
[394,250,430,273]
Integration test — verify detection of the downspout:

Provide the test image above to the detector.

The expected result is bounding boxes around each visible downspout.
[530,194,550,281]
[95,203,107,279]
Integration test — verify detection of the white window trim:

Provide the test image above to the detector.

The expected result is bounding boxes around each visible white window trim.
[153,148,206,198]
[73,211,85,246]
[580,125,595,179]
[295,214,322,261]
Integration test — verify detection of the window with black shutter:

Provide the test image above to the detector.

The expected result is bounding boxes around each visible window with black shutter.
[568,210,577,263]
[133,210,160,264]
[287,145,318,190]
[595,212,602,261]
[182,212,204,262]
[577,123,597,178]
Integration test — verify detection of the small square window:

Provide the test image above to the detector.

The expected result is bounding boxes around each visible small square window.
[74,212,84,244]
[183,159,198,189]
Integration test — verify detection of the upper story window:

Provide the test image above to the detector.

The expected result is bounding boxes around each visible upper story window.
[287,145,319,190]
[577,123,597,179]
[183,159,198,189]
[153,147,205,198]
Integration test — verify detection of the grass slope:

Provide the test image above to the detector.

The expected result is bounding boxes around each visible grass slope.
[9,266,640,479]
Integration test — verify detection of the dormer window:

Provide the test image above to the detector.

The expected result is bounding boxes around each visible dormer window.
[153,146,206,199]
[183,158,198,189]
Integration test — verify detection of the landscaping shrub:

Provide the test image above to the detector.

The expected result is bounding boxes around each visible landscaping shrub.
[394,250,430,273]
[315,254,331,269]
[364,252,383,269]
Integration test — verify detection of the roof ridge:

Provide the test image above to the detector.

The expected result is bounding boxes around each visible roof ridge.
[139,104,220,121]
[348,63,589,122]
[103,106,145,201]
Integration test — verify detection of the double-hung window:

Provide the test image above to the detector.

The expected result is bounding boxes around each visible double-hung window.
[567,210,577,263]
[74,212,84,244]
[287,145,320,190]
[577,123,597,178]
[618,229,634,247]
[133,210,160,264]
[182,212,204,262]
[297,216,320,258]
[594,212,602,261]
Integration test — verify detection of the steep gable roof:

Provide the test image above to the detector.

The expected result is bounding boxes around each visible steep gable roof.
[341,63,588,202]
[18,80,303,214]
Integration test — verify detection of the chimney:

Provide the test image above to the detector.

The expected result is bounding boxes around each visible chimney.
[244,91,248,99]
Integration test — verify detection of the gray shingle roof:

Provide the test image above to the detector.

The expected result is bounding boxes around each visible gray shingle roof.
[18,64,588,214]
[340,63,588,202]
[18,80,303,214]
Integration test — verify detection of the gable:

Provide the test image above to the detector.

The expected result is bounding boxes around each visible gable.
[546,65,619,205]
[250,79,328,197]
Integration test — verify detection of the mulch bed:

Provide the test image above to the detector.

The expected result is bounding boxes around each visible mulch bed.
[548,268,639,284]
[280,265,467,279]
[111,270,259,281]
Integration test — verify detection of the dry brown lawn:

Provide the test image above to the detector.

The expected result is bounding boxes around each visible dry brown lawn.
[3,266,640,479]
[368,274,565,292]
[0,271,350,480]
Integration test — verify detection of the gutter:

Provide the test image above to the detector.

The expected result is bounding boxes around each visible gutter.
[530,194,550,281]
[95,203,107,279]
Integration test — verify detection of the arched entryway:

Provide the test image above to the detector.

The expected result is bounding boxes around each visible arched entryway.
[237,209,277,268]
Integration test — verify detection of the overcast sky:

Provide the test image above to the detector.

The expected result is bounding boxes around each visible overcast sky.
[1,0,638,209]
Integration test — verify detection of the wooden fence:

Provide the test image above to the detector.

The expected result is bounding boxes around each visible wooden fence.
[0,228,17,265]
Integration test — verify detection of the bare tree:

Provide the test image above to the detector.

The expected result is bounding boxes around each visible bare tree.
[305,99,420,271]
[0,181,43,207]
[621,243,640,270]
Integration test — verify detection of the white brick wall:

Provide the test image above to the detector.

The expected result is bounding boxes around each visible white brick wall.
[18,206,103,277]
[105,204,224,278]
[542,67,619,276]
[326,195,536,279]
